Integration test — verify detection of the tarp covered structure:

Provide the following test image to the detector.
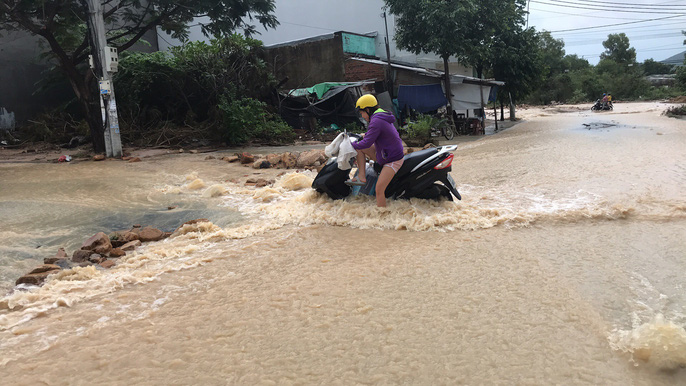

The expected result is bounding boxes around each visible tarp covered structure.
[278,82,368,130]
[450,78,504,111]
[396,84,448,113]
[287,82,353,99]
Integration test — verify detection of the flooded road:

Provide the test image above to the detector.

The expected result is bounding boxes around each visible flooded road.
[1,103,685,384]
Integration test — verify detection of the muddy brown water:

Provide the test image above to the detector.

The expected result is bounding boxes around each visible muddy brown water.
[1,103,685,384]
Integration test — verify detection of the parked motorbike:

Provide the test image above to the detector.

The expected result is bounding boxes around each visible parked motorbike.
[591,99,613,111]
[312,135,461,201]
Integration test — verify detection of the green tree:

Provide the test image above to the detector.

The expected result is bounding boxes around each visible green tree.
[385,0,473,117]
[537,31,566,78]
[489,27,542,110]
[0,0,277,152]
[641,58,674,75]
[563,54,591,72]
[600,33,636,65]
[460,0,527,77]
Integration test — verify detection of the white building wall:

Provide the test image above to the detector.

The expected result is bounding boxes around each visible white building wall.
[157,0,471,75]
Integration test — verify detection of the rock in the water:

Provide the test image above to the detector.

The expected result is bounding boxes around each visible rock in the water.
[137,227,165,242]
[93,154,106,161]
[239,152,255,164]
[223,155,240,163]
[45,247,68,264]
[296,149,326,168]
[88,254,104,264]
[120,240,142,251]
[81,232,112,255]
[174,219,210,233]
[266,154,282,167]
[54,259,72,269]
[121,231,140,242]
[128,157,141,163]
[252,160,271,169]
[255,179,270,188]
[205,155,216,160]
[281,152,298,169]
[72,249,92,263]
[109,248,126,257]
[29,264,61,274]
[16,270,57,286]
[100,260,116,269]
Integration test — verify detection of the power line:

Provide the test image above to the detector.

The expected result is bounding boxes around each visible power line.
[530,6,656,20]
[563,32,685,46]
[531,0,686,14]
[546,14,685,33]
[547,0,686,9]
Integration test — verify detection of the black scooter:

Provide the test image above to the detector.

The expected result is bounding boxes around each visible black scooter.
[312,136,461,201]
[591,99,613,111]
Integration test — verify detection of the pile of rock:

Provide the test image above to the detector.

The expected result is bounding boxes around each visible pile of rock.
[215,146,434,172]
[219,150,329,171]
[15,225,170,287]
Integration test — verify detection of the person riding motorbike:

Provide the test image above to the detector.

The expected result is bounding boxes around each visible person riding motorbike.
[346,94,404,208]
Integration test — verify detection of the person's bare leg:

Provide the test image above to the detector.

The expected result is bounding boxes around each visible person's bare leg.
[354,146,376,183]
[354,149,367,183]
[375,166,396,207]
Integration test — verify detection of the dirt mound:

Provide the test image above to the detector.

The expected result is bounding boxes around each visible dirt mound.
[668,96,686,103]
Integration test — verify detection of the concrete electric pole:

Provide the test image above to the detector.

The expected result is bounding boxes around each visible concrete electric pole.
[85,0,122,158]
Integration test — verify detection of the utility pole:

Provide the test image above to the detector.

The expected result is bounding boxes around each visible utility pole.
[85,0,122,158]
[382,11,394,99]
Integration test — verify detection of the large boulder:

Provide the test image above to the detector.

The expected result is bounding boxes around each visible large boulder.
[121,231,140,243]
[81,232,112,255]
[281,152,298,169]
[109,248,126,257]
[266,154,282,167]
[45,248,68,264]
[88,254,105,264]
[16,264,61,286]
[72,249,93,263]
[239,152,255,164]
[223,155,240,163]
[16,270,58,286]
[120,240,141,251]
[29,264,61,274]
[136,227,165,242]
[252,160,271,169]
[296,150,326,168]
[100,259,116,269]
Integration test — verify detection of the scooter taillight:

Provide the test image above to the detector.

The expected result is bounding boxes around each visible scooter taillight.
[434,153,454,170]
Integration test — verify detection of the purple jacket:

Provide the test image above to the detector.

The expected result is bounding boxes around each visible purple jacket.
[351,109,404,165]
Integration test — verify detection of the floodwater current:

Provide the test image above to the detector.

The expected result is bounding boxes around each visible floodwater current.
[1,103,685,384]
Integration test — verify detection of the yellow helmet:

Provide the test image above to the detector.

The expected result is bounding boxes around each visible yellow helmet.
[356,94,378,110]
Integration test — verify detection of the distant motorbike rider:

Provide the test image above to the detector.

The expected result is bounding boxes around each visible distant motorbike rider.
[346,94,404,208]
[601,93,609,108]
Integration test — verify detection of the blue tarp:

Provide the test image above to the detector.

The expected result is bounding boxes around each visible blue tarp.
[397,84,448,113]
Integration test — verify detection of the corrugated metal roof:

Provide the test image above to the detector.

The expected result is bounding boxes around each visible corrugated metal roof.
[350,57,504,86]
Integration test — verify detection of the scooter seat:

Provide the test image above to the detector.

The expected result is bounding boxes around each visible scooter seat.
[395,147,438,179]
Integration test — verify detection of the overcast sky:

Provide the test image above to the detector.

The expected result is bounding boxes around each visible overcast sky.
[526,0,686,65]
